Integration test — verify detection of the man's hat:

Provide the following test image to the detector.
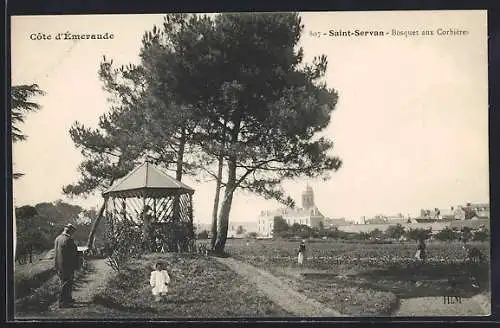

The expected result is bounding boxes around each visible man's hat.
[64,223,76,231]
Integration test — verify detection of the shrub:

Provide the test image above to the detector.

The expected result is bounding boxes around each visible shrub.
[369,228,384,239]
[473,229,489,242]
[461,226,473,243]
[435,227,460,242]
[246,232,258,239]
[406,228,432,241]
[104,218,144,272]
[385,224,405,239]
[197,230,209,239]
[157,221,196,253]
[197,242,210,255]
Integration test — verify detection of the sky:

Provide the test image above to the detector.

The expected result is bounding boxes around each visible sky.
[11,11,489,224]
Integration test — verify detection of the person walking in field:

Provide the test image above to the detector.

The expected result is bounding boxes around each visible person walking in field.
[414,236,427,287]
[298,240,306,265]
[150,262,171,302]
[415,237,427,262]
[54,223,78,308]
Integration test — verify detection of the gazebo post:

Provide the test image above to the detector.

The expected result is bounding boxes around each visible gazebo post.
[122,198,126,221]
[153,197,157,221]
[189,193,193,223]
[142,190,152,252]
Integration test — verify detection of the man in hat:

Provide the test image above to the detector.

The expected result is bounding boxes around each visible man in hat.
[54,223,78,308]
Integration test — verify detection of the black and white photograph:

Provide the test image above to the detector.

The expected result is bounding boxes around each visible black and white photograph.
[10,10,490,319]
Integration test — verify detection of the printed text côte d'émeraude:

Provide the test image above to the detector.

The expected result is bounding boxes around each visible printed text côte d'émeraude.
[30,32,114,41]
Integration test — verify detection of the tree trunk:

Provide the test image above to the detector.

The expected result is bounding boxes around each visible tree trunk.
[176,129,186,182]
[28,244,33,263]
[86,196,110,249]
[142,213,152,252]
[210,152,224,249]
[214,158,237,254]
[172,129,186,223]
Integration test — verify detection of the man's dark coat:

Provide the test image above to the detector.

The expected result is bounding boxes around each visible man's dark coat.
[54,232,78,274]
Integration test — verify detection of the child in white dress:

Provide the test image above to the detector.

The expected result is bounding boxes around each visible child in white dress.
[150,262,171,302]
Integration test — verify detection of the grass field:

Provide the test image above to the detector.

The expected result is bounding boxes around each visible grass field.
[14,240,490,318]
[91,253,292,318]
[14,253,56,301]
[16,253,292,319]
[224,239,491,316]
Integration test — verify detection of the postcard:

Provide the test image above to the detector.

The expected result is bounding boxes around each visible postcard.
[10,10,490,319]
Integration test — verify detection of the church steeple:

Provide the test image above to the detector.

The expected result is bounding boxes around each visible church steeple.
[301,184,315,209]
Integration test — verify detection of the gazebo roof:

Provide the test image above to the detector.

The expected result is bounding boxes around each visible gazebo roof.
[102,162,194,198]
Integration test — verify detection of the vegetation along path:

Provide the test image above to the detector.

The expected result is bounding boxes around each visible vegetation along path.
[215,257,345,317]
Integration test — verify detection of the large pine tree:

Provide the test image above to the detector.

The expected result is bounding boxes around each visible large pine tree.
[67,13,342,253]
[140,13,342,252]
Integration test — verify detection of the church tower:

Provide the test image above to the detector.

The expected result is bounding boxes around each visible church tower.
[301,185,315,209]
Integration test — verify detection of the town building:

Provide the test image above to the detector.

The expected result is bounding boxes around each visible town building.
[433,206,466,220]
[257,185,326,237]
[365,214,408,225]
[466,203,490,219]
[419,203,489,221]
[324,217,350,227]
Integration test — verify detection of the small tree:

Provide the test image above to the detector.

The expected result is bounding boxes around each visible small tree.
[472,229,489,242]
[406,228,431,241]
[273,216,289,235]
[298,225,313,239]
[385,224,405,240]
[464,207,477,220]
[461,226,473,243]
[236,225,245,235]
[357,231,371,240]
[369,228,384,239]
[435,227,460,242]
[325,227,340,239]
[197,230,209,239]
[15,205,54,263]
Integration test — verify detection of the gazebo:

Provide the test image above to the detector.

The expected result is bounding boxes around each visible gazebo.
[101,161,195,252]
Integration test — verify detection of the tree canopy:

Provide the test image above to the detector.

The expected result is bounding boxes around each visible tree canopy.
[11,84,45,179]
[11,84,45,143]
[15,200,100,262]
[68,13,342,253]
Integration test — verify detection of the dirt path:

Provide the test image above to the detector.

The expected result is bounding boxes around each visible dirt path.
[217,257,490,318]
[215,257,345,317]
[49,259,113,314]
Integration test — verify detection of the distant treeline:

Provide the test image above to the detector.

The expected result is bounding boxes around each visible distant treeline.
[15,200,102,264]
[271,217,489,242]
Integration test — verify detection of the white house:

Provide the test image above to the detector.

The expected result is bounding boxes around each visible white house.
[466,203,489,219]
[257,186,326,237]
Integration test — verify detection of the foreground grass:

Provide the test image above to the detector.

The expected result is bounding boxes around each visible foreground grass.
[15,263,92,315]
[15,260,56,300]
[92,253,292,318]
